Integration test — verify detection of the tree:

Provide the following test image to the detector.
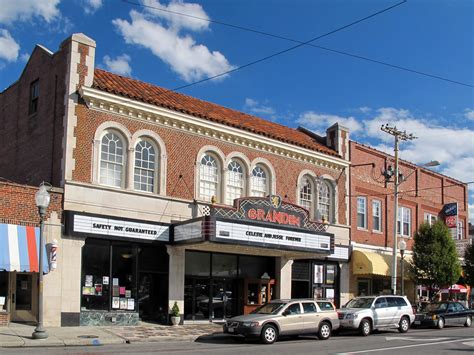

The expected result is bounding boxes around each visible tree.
[411,220,461,299]
[464,242,474,288]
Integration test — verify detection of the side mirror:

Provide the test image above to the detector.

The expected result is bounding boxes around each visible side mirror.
[341,304,346,309]
[282,310,290,316]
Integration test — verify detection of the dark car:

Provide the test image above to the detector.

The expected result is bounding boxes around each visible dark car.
[414,301,473,329]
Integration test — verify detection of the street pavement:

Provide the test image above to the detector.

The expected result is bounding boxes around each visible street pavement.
[1,325,473,354]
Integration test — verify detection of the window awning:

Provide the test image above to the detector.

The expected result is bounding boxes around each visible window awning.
[0,224,49,273]
[352,250,411,278]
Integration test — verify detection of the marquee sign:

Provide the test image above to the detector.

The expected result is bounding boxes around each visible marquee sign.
[211,195,326,233]
[66,212,169,242]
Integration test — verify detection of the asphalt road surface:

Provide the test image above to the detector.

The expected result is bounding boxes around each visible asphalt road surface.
[2,326,474,354]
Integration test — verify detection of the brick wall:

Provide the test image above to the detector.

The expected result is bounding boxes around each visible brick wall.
[0,181,63,226]
[350,141,468,249]
[72,102,348,225]
[0,43,68,187]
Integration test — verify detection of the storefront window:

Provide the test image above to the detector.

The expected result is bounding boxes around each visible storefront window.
[81,240,110,311]
[0,272,9,311]
[212,253,238,278]
[185,251,211,277]
[239,255,274,279]
[111,245,137,311]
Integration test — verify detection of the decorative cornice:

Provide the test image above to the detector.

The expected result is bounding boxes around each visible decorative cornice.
[79,87,349,171]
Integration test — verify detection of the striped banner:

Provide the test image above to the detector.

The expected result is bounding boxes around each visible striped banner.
[0,224,48,273]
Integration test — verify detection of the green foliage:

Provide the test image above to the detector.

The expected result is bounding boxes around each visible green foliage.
[464,242,474,287]
[412,220,461,291]
[170,301,180,317]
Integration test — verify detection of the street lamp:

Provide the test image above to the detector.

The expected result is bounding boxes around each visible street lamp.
[32,183,50,339]
[398,239,407,296]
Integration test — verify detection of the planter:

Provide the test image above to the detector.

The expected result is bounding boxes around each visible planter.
[171,316,180,326]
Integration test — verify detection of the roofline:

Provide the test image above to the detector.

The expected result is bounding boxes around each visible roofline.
[80,86,350,169]
[350,140,467,186]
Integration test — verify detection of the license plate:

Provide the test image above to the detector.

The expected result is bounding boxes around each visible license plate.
[228,328,234,333]
[414,321,421,325]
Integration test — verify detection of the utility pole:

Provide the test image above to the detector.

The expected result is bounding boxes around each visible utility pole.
[381,124,417,295]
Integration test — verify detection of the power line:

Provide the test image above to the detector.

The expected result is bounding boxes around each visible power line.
[121,0,408,92]
[122,0,473,88]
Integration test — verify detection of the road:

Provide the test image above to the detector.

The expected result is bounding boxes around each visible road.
[2,326,474,354]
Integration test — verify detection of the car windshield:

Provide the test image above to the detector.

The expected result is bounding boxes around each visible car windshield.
[345,298,375,308]
[251,303,286,315]
[421,303,448,312]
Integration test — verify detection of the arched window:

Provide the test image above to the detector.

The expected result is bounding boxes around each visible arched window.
[100,131,125,188]
[299,176,314,213]
[226,160,245,205]
[199,153,219,202]
[134,139,157,193]
[318,181,331,222]
[250,165,268,197]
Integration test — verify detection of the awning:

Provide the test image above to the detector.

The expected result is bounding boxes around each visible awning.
[352,250,411,278]
[0,224,48,273]
[440,284,468,294]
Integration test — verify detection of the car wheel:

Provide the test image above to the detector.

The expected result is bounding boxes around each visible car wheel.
[398,316,410,333]
[359,318,372,336]
[465,316,472,327]
[261,324,278,345]
[317,321,332,340]
[437,317,445,329]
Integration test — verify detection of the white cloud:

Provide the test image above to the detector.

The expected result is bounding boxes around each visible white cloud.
[464,108,474,121]
[113,6,234,83]
[20,52,30,62]
[0,0,61,24]
[244,98,277,120]
[103,54,132,76]
[0,29,20,62]
[297,111,363,135]
[83,0,103,14]
[141,0,209,31]
[469,203,474,224]
[359,106,371,113]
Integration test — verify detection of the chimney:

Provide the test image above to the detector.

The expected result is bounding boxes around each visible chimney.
[326,123,350,161]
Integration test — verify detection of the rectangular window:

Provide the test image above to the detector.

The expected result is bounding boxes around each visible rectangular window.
[453,220,464,240]
[29,79,39,115]
[372,200,381,232]
[397,206,411,237]
[424,213,437,226]
[357,197,367,229]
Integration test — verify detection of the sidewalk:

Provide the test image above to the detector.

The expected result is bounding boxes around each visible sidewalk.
[0,322,223,348]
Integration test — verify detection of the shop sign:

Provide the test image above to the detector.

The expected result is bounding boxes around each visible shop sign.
[71,213,169,242]
[215,220,331,252]
[442,202,458,228]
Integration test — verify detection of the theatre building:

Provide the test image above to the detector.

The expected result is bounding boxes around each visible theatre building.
[0,33,350,326]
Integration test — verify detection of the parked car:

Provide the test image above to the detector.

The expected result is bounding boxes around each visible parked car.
[337,296,415,336]
[223,299,340,344]
[414,301,473,329]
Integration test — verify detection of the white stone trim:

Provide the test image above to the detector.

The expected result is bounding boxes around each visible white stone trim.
[79,87,349,170]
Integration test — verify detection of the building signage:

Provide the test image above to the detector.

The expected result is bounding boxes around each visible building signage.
[211,195,326,233]
[215,220,331,253]
[442,202,458,228]
[70,213,169,242]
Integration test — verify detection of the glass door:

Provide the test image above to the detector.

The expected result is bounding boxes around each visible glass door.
[10,272,37,322]
[211,279,238,320]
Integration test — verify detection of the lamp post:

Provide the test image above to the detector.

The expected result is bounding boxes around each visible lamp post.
[32,183,50,340]
[398,239,407,296]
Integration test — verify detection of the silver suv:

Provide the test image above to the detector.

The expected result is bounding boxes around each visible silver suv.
[224,299,340,344]
[338,296,415,336]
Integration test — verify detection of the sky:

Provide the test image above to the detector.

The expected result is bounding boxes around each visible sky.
[0,0,473,222]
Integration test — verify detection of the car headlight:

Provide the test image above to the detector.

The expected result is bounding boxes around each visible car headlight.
[346,313,358,320]
[432,314,438,320]
[242,321,259,327]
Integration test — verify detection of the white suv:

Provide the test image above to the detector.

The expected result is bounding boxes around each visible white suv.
[338,296,415,336]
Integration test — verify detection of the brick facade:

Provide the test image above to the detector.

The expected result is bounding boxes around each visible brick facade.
[350,141,469,250]
[0,181,63,226]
